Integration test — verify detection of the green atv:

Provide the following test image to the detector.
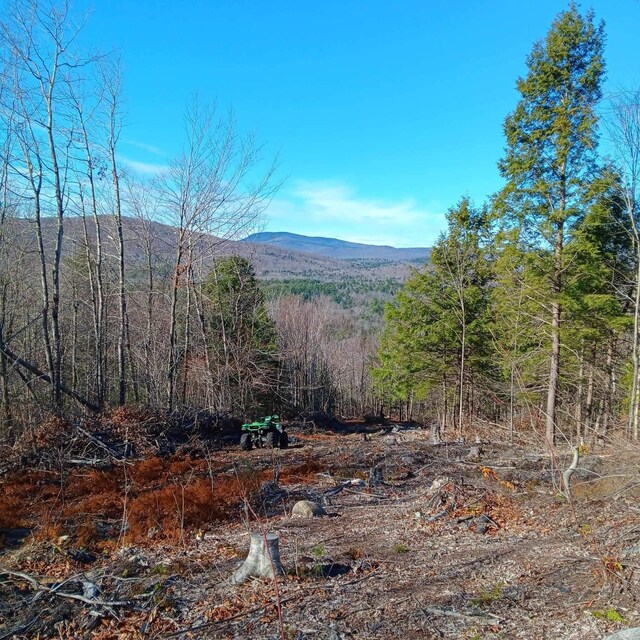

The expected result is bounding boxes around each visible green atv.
[240,415,289,451]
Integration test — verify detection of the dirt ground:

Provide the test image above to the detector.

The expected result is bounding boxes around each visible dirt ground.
[1,423,639,639]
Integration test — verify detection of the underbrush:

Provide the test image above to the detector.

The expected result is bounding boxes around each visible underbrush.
[0,452,326,550]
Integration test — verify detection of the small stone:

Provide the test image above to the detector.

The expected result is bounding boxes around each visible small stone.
[291,500,326,518]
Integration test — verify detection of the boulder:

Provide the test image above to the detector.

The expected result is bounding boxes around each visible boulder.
[291,500,326,518]
[603,629,640,640]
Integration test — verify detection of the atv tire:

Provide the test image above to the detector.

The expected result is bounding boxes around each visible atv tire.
[265,431,279,448]
[279,432,289,449]
[240,433,252,451]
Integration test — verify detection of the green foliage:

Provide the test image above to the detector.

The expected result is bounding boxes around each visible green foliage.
[372,6,635,440]
[150,563,168,576]
[205,256,273,340]
[374,198,492,419]
[393,542,409,554]
[487,226,549,406]
[498,5,605,218]
[590,607,625,623]
[563,177,632,343]
[489,5,618,439]
[472,582,505,606]
[495,4,607,301]
[261,277,400,310]
[201,256,278,413]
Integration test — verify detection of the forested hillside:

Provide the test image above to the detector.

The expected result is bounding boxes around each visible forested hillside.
[243,231,430,261]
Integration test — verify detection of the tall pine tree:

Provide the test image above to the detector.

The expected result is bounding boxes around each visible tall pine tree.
[496,5,605,444]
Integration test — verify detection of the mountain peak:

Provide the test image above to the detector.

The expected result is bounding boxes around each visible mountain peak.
[243,231,430,261]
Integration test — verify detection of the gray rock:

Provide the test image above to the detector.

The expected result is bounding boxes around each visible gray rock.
[603,629,640,640]
[620,543,640,559]
[476,522,489,534]
[291,500,326,518]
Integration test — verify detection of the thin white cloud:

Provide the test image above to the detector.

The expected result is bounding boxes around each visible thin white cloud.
[293,180,423,225]
[125,140,165,156]
[119,156,169,176]
[267,179,445,247]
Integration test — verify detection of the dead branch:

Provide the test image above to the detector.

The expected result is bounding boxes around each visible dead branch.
[0,342,100,412]
[0,570,131,607]
[420,603,501,625]
[562,446,580,501]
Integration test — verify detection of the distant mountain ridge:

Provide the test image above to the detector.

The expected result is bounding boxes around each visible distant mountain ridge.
[243,231,430,262]
[7,216,429,283]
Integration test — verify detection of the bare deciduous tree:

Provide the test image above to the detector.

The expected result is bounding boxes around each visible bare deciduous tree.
[607,89,640,440]
[157,100,277,409]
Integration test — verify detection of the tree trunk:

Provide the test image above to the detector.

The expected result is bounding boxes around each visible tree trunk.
[442,376,448,436]
[75,99,105,408]
[458,323,465,438]
[584,355,595,438]
[167,235,185,410]
[575,353,584,440]
[181,248,193,404]
[0,341,99,412]
[71,292,79,394]
[45,70,65,410]
[109,122,127,407]
[600,338,615,441]
[0,309,11,437]
[509,364,515,443]
[546,220,563,446]
[629,250,640,440]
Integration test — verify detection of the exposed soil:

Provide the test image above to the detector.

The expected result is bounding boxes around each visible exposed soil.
[1,423,639,639]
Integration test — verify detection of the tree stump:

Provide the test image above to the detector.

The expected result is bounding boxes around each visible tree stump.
[467,445,482,461]
[368,465,384,487]
[229,532,285,584]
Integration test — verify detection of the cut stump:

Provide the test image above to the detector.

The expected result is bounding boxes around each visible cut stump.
[229,532,285,584]
[368,466,384,487]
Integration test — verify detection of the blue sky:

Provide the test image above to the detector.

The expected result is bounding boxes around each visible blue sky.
[79,0,640,247]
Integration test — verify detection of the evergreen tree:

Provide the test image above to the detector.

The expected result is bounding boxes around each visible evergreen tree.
[488,226,549,439]
[202,256,278,414]
[562,175,632,439]
[375,198,491,434]
[496,5,605,443]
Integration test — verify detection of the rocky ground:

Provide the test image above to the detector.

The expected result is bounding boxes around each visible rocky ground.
[1,421,639,639]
